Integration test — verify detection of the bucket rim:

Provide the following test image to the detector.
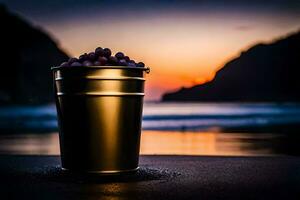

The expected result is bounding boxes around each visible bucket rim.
[51,66,150,73]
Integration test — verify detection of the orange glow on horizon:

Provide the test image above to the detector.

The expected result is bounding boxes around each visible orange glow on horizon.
[43,11,300,100]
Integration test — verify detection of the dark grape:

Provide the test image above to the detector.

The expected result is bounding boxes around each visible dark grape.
[88,52,96,61]
[124,56,130,62]
[115,52,124,59]
[70,62,82,67]
[94,61,101,66]
[129,60,136,64]
[98,56,108,65]
[78,53,88,62]
[60,48,147,68]
[95,47,104,56]
[108,56,118,65]
[136,62,145,68]
[68,57,78,64]
[128,60,136,66]
[82,60,93,66]
[128,62,136,67]
[118,59,127,66]
[60,62,69,67]
[103,48,112,57]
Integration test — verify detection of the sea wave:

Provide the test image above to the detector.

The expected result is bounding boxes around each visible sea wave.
[0,103,300,132]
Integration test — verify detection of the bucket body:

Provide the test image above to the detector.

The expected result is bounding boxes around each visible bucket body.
[52,66,149,174]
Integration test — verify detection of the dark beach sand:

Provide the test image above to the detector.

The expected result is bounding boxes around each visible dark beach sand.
[0,155,300,200]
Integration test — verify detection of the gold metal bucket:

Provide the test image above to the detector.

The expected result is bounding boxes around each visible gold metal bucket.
[52,66,150,174]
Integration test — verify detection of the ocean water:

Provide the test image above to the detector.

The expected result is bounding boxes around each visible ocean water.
[0,102,300,156]
[0,102,299,132]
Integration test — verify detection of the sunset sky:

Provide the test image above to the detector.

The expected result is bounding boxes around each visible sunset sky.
[1,0,300,100]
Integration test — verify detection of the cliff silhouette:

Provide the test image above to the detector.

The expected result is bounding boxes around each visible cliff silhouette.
[0,5,69,105]
[162,30,300,102]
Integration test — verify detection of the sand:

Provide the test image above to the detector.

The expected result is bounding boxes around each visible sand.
[0,155,300,200]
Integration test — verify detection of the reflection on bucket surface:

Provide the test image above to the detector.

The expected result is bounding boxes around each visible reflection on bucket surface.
[52,66,150,174]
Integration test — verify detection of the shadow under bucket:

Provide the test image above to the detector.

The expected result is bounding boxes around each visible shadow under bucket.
[52,66,150,174]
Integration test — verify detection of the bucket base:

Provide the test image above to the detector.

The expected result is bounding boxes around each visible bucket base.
[61,167,139,176]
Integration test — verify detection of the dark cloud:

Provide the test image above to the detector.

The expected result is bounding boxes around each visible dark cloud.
[0,0,299,23]
[1,0,300,13]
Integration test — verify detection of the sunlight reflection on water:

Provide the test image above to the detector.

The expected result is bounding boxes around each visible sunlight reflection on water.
[0,131,283,156]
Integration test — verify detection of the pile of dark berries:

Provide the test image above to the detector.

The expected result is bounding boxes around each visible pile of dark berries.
[60,47,145,68]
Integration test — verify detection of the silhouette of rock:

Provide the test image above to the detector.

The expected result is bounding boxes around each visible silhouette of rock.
[0,5,69,105]
[162,30,300,102]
